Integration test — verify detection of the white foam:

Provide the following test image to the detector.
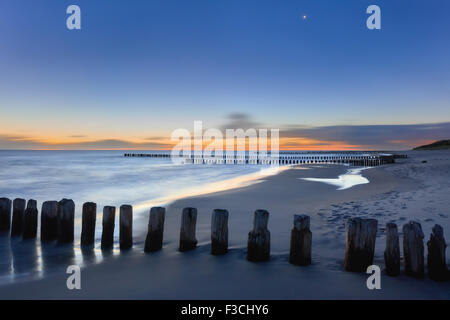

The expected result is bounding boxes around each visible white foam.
[300,167,370,190]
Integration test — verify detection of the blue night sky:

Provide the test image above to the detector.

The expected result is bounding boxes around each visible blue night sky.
[0,0,449,150]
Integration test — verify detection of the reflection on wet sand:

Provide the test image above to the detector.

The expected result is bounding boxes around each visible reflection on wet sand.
[10,238,39,277]
[0,233,109,283]
[0,234,12,277]
[40,242,76,276]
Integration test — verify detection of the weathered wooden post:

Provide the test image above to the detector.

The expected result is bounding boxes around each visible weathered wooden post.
[22,207,38,239]
[144,207,165,252]
[101,206,116,250]
[11,198,26,236]
[57,199,75,243]
[120,205,133,250]
[26,199,37,210]
[427,224,449,281]
[289,214,312,266]
[179,207,197,252]
[247,209,270,262]
[344,218,378,272]
[41,201,59,242]
[0,198,12,232]
[211,209,229,255]
[402,221,424,278]
[384,223,400,276]
[81,202,97,247]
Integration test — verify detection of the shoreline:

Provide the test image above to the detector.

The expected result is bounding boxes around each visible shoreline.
[0,151,449,299]
[132,165,291,212]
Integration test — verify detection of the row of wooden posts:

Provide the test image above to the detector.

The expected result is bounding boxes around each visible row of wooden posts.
[0,197,448,281]
[345,218,448,281]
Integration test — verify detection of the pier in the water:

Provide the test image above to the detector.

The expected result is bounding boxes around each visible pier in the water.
[124,152,405,166]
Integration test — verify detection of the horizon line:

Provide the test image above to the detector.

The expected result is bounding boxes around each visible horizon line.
[0,148,411,152]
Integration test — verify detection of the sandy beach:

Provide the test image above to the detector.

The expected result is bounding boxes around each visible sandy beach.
[0,150,449,299]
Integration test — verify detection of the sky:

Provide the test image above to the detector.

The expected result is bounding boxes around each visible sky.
[0,0,449,150]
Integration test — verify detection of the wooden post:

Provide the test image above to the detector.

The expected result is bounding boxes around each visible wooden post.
[41,201,58,242]
[81,202,97,247]
[179,207,197,252]
[427,224,449,281]
[144,207,165,252]
[120,204,133,250]
[22,207,38,239]
[57,199,75,243]
[344,218,378,272]
[247,209,270,262]
[24,198,38,239]
[402,221,424,278]
[384,223,400,276]
[0,198,12,232]
[289,214,312,266]
[11,198,26,236]
[26,199,37,210]
[211,209,229,255]
[101,206,116,250]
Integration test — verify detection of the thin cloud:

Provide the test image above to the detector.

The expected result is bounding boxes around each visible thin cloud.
[0,135,42,149]
[1,120,449,150]
[219,113,262,130]
[281,122,450,150]
[219,113,450,150]
[0,136,173,150]
[142,136,169,141]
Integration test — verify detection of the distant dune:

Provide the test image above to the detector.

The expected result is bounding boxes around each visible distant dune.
[413,139,450,150]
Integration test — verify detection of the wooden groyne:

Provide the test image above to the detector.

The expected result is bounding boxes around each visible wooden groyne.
[124,152,405,166]
[0,197,447,281]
